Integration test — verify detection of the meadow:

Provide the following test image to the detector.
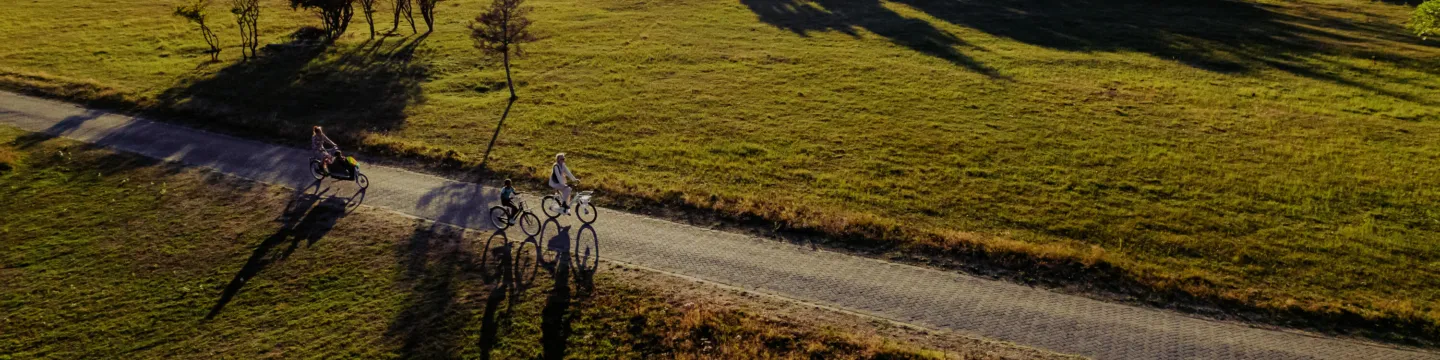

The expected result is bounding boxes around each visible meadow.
[1,0,1438,340]
[0,126,970,359]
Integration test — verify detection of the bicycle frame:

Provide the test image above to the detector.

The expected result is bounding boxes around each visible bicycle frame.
[554,190,593,207]
[505,195,531,218]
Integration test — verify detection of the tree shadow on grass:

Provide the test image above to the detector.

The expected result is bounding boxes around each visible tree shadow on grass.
[156,29,431,141]
[743,0,1002,77]
[415,181,500,230]
[901,0,1437,102]
[744,0,1439,102]
[205,180,357,320]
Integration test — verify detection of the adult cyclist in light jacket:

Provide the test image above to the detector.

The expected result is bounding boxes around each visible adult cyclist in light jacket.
[549,153,579,214]
[311,126,338,173]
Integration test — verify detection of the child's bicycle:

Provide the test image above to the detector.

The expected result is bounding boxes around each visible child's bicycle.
[489,194,541,236]
[542,189,597,224]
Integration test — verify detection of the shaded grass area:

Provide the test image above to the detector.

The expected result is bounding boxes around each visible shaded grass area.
[0,127,952,359]
[1,0,1439,343]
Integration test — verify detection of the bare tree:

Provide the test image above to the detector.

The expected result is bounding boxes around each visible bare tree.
[470,0,539,166]
[230,0,260,59]
[416,0,442,33]
[291,0,355,41]
[392,0,416,34]
[358,0,378,39]
[174,0,221,61]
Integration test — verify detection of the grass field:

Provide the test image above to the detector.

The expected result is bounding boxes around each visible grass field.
[0,126,968,359]
[1,0,1439,339]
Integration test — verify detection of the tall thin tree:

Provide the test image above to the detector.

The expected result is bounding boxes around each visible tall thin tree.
[358,0,378,39]
[470,0,539,166]
[174,0,221,61]
[230,0,260,59]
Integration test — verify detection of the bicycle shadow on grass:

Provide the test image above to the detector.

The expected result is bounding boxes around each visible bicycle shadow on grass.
[477,231,544,360]
[205,179,357,320]
[532,219,601,360]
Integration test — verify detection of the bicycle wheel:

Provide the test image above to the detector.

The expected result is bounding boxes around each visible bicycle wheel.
[576,203,598,224]
[573,225,600,275]
[539,218,566,265]
[541,196,563,218]
[488,206,510,230]
[519,212,541,236]
[513,240,539,293]
[355,173,370,189]
[309,160,324,180]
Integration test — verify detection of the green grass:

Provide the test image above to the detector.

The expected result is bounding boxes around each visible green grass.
[0,126,951,359]
[2,0,1440,339]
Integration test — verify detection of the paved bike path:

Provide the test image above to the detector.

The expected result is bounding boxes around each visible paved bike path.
[2,92,1434,360]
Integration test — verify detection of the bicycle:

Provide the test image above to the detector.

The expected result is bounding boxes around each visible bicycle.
[541,188,597,224]
[309,147,369,189]
[490,193,541,236]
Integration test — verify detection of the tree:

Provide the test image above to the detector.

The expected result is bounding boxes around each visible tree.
[230,0,260,59]
[392,0,417,34]
[469,0,537,101]
[174,0,221,61]
[1413,0,1440,40]
[358,0,378,39]
[291,0,355,40]
[470,0,539,166]
[417,0,442,33]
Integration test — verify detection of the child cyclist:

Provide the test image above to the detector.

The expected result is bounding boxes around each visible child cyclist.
[500,179,520,224]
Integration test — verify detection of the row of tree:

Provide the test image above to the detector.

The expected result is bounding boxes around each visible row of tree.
[174,0,539,165]
[173,0,447,61]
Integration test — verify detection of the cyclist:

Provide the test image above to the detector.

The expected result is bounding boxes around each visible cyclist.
[500,179,519,224]
[549,153,579,214]
[311,126,338,173]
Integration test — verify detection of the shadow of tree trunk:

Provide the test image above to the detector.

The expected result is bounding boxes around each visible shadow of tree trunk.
[479,97,516,169]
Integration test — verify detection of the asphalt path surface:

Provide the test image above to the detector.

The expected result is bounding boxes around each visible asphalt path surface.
[2,92,1434,360]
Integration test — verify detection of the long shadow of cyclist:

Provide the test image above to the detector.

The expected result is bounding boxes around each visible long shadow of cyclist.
[205,179,359,320]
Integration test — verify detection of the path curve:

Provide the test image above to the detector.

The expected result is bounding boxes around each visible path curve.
[1,92,1434,360]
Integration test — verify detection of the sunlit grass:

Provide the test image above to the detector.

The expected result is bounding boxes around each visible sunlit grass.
[1,0,1438,337]
[0,126,945,359]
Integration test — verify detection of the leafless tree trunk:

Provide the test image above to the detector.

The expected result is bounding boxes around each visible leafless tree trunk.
[417,0,441,33]
[231,0,261,59]
[175,0,223,60]
[392,0,416,34]
[358,0,378,39]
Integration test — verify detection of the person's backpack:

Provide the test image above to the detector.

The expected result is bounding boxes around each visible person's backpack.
[551,164,561,184]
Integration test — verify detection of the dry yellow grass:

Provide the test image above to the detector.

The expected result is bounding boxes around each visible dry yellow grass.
[2,0,1439,342]
[0,125,958,359]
